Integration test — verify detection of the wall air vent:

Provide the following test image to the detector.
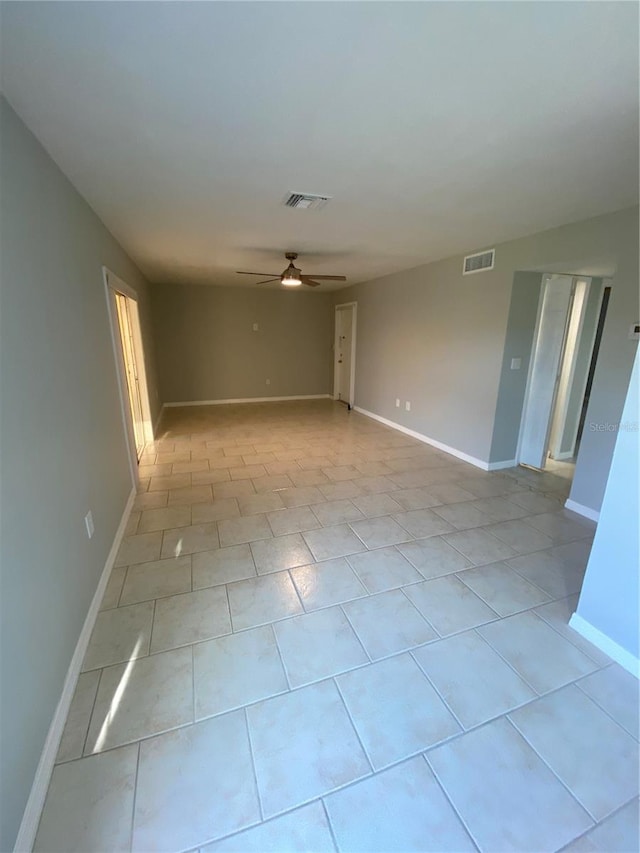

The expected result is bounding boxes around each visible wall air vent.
[283,192,332,211]
[463,248,495,275]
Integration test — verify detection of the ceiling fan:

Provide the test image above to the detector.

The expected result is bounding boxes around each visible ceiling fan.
[236,253,347,288]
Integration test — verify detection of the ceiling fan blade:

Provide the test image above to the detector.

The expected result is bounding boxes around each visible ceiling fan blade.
[300,274,347,281]
[256,278,280,285]
[236,271,279,276]
[303,279,321,287]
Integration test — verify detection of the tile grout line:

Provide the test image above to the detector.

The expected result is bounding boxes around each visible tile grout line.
[127,741,142,852]
[408,649,467,733]
[422,751,482,852]
[319,797,341,853]
[533,605,614,668]
[568,677,640,746]
[470,619,546,697]
[331,677,375,775]
[557,794,640,851]
[468,626,543,695]
[338,603,373,663]
[115,565,129,609]
[501,554,575,599]
[243,706,264,823]
[80,667,104,759]
[191,643,196,724]
[396,584,444,638]
[572,673,640,742]
[147,597,158,658]
[285,567,307,615]
[452,566,542,620]
[505,715,598,825]
[269,621,294,692]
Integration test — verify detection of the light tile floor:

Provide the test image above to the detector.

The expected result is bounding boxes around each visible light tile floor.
[36,401,639,852]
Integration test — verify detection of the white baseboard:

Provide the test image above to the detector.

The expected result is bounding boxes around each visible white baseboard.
[13,487,136,853]
[487,458,517,471]
[164,394,332,408]
[569,612,639,678]
[353,406,492,471]
[565,498,600,522]
[552,450,575,461]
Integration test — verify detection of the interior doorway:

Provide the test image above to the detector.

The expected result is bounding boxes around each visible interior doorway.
[103,268,153,481]
[575,285,612,454]
[114,292,146,457]
[334,302,357,408]
[518,274,610,476]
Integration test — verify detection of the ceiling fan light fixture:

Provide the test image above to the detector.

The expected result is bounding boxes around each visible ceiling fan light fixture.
[281,265,302,286]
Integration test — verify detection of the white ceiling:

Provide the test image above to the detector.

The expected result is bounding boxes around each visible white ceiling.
[1,1,638,289]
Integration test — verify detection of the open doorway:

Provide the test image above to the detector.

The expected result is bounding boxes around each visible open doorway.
[334,302,357,409]
[518,274,611,480]
[114,292,146,457]
[103,268,153,481]
[574,285,612,455]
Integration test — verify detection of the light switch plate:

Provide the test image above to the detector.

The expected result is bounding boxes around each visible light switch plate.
[405,401,411,412]
[510,358,522,370]
[84,511,94,539]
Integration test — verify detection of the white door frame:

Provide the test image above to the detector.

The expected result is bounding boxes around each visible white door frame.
[333,301,357,408]
[103,266,153,484]
[558,278,611,459]
[547,278,591,459]
[516,274,574,468]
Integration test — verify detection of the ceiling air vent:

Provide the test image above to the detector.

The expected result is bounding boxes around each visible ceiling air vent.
[283,192,331,211]
[463,248,495,275]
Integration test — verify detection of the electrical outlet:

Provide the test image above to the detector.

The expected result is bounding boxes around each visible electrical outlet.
[84,510,94,539]
[395,398,400,408]
[405,401,411,412]
[266,378,271,385]
[510,357,522,370]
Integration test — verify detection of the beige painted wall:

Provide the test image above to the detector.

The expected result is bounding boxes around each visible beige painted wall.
[0,98,160,850]
[337,206,639,514]
[151,283,334,403]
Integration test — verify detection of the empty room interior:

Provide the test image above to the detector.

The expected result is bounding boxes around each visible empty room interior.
[1,2,639,852]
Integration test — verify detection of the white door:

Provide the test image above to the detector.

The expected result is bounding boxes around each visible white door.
[547,278,591,459]
[519,275,574,469]
[335,304,355,406]
[115,292,146,458]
